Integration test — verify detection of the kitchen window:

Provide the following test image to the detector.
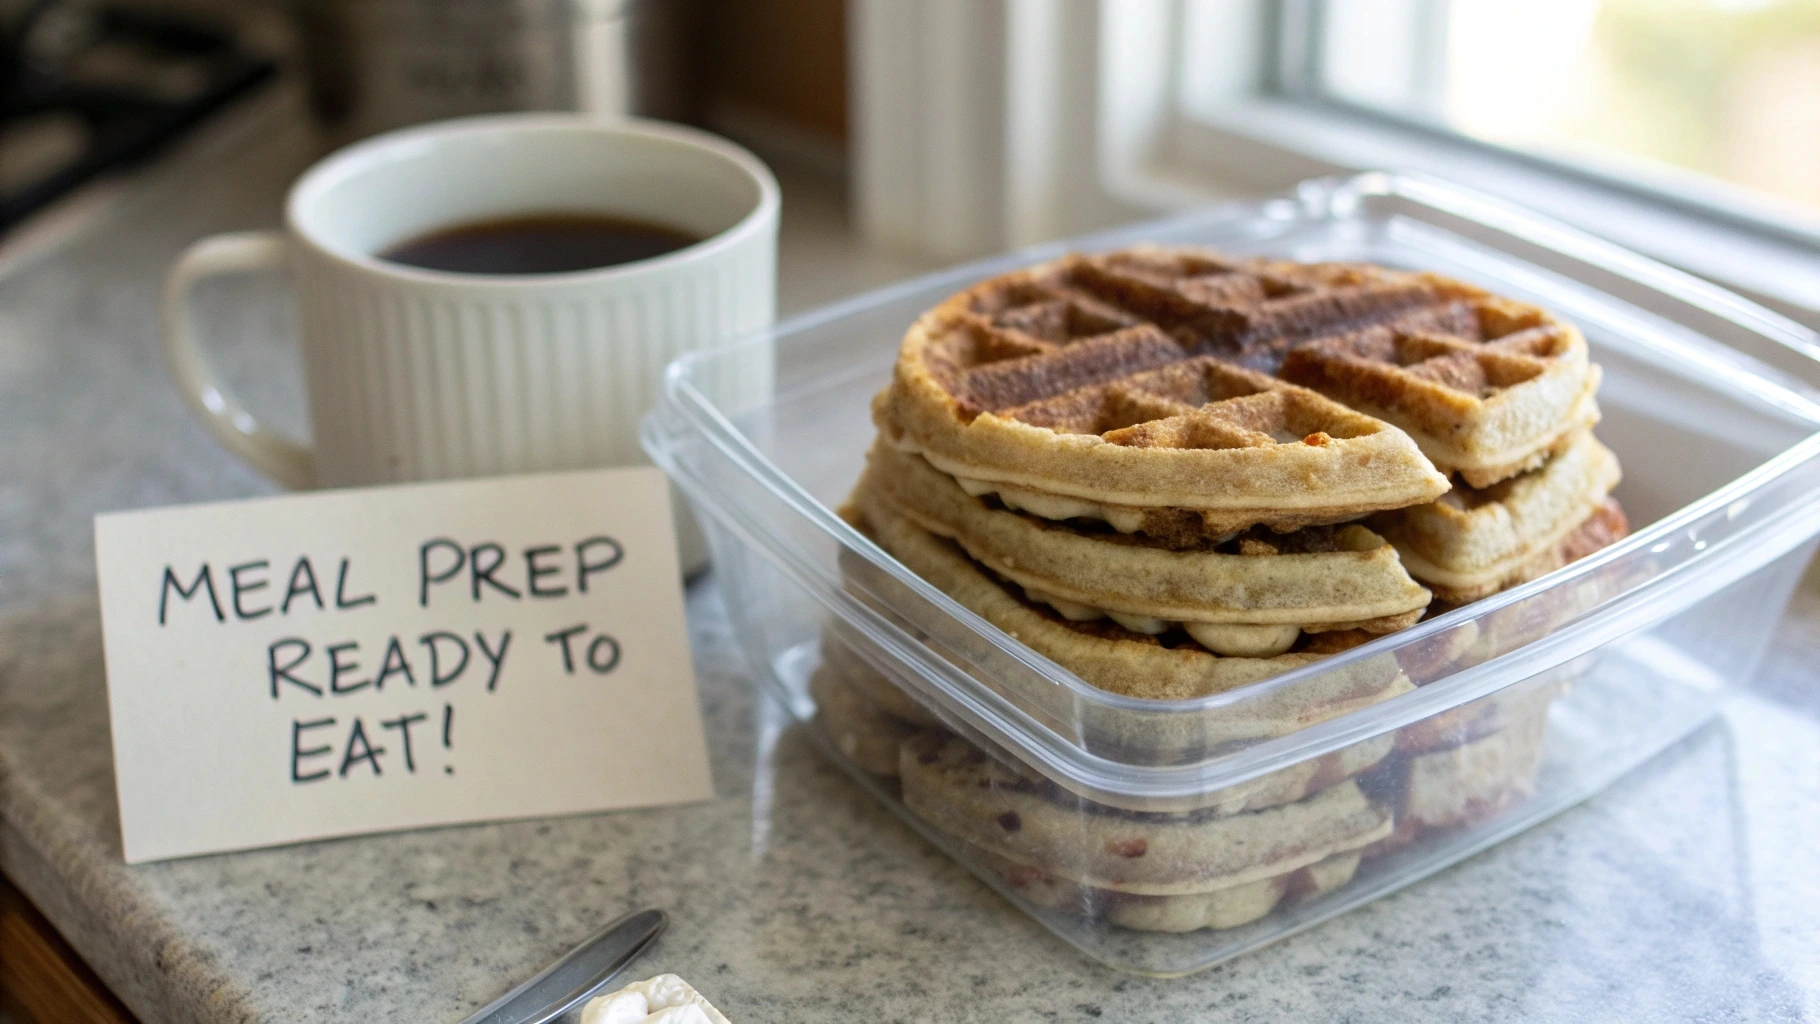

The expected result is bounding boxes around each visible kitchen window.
[1288,0,1820,227]
[1171,0,1820,327]
[854,0,1820,330]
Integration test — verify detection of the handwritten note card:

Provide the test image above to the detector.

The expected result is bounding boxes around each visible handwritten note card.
[94,467,713,863]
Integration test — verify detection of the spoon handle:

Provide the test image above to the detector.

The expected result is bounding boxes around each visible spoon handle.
[459,908,668,1024]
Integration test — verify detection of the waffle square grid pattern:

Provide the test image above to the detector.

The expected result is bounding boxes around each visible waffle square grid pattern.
[969,246,1597,486]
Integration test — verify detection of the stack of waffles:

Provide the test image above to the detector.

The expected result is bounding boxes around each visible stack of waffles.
[814,246,1629,932]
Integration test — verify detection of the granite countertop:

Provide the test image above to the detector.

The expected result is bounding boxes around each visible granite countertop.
[3,102,1819,1024]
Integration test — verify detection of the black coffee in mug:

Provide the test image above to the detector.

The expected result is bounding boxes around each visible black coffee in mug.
[380,213,700,275]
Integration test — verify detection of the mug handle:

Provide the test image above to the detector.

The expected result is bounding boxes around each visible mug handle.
[161,232,316,490]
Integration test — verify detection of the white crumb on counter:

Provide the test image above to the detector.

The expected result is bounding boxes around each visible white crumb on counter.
[580,974,731,1024]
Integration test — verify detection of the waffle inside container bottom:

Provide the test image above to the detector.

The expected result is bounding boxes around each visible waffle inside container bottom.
[656,179,1820,975]
[743,534,1810,976]
[684,345,1819,975]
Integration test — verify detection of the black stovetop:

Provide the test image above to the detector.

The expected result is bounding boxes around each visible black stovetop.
[0,1,275,234]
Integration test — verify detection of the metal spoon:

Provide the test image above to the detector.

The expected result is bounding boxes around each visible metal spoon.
[458,908,668,1024]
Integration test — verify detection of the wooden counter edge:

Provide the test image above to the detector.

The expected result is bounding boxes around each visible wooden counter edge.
[1,871,139,1024]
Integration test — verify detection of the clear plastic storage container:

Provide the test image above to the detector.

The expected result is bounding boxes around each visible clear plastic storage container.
[642,174,1820,975]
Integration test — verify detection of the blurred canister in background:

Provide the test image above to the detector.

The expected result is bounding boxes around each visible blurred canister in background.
[296,0,693,142]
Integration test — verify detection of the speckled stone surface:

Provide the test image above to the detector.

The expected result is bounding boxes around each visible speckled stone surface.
[3,105,1819,1024]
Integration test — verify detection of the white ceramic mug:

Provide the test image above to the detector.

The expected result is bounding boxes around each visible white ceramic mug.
[162,114,779,567]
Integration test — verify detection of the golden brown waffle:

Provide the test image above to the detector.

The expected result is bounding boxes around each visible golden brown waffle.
[809,664,921,777]
[1363,689,1553,855]
[1395,674,1565,757]
[1372,432,1625,603]
[900,732,1391,898]
[896,722,1396,818]
[985,844,1362,933]
[877,247,1455,542]
[1280,288,1599,488]
[863,441,1430,656]
[847,487,1414,726]
[817,633,941,728]
[814,620,1403,814]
